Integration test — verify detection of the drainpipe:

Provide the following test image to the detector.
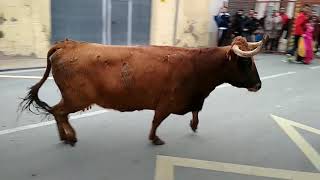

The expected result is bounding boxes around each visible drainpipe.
[173,0,180,45]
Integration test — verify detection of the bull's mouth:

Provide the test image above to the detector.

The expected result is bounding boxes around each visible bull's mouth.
[247,87,259,92]
[247,83,261,92]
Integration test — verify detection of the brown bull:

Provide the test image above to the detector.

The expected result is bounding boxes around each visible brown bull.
[20,35,267,146]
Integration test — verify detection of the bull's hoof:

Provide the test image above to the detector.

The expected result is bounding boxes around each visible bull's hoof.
[62,128,77,146]
[63,139,77,147]
[190,120,197,133]
[63,137,78,147]
[152,137,165,145]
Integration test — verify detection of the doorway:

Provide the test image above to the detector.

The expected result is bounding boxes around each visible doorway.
[51,0,151,45]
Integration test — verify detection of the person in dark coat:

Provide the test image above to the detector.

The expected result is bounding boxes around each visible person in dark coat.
[231,9,246,38]
[214,7,231,46]
[279,7,289,39]
[242,9,258,42]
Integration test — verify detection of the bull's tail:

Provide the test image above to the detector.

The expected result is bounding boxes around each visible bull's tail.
[19,47,59,116]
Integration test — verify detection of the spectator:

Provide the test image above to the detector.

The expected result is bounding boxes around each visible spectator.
[254,24,264,42]
[259,11,267,30]
[243,10,259,42]
[241,9,254,41]
[249,9,255,17]
[231,9,246,37]
[274,11,284,51]
[251,12,261,41]
[287,4,311,61]
[264,10,282,52]
[214,7,231,46]
[279,7,289,39]
[311,11,320,55]
[303,17,314,64]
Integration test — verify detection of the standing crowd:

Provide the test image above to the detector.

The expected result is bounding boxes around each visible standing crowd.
[215,4,320,64]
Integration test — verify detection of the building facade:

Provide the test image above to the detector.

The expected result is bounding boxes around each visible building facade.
[0,0,223,58]
[0,0,319,58]
[0,0,51,57]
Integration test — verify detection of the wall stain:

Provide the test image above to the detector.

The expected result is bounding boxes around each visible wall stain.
[10,17,17,22]
[184,21,199,42]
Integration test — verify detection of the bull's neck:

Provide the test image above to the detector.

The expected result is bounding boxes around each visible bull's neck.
[193,46,230,91]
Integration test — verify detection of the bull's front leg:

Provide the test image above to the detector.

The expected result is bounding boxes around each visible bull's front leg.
[149,110,170,145]
[190,111,199,132]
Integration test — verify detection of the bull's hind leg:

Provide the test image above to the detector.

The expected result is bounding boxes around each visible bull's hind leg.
[190,111,199,132]
[148,110,170,145]
[51,100,86,146]
[55,113,77,146]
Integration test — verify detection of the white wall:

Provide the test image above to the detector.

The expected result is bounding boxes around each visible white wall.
[0,0,51,58]
[151,0,214,47]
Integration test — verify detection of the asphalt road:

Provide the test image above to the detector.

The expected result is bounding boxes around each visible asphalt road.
[0,54,320,180]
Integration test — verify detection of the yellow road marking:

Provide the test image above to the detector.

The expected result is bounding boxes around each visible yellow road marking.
[154,155,320,180]
[272,114,320,171]
[155,116,320,179]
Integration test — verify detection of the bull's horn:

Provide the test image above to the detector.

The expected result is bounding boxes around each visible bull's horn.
[248,34,269,49]
[248,41,263,49]
[232,44,262,58]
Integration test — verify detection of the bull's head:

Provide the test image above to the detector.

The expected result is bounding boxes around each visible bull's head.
[225,35,268,92]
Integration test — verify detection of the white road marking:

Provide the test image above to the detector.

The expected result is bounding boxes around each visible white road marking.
[0,110,108,136]
[260,71,296,80]
[216,71,296,89]
[0,121,55,136]
[310,66,320,69]
[0,75,53,79]
[154,155,320,180]
[272,115,320,171]
[0,68,45,74]
[69,110,108,120]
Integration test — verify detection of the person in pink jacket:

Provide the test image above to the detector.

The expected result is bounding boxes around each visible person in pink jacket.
[303,18,314,64]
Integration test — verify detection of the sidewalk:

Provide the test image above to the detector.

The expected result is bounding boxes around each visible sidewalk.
[0,53,46,72]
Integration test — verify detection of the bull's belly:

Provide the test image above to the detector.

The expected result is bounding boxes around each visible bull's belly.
[95,94,200,115]
[95,93,157,112]
[169,102,204,115]
[93,83,206,114]
[99,103,150,112]
[54,80,203,114]
[98,103,193,114]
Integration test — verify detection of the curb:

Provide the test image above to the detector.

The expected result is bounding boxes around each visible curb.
[0,66,46,72]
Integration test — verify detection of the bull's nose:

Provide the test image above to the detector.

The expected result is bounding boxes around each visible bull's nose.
[255,82,261,90]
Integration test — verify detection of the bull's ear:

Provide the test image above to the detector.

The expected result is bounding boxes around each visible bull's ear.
[226,48,232,61]
[226,47,237,61]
